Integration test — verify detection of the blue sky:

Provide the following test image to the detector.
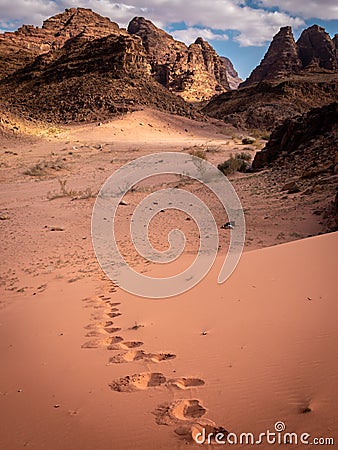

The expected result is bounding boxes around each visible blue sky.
[0,0,337,80]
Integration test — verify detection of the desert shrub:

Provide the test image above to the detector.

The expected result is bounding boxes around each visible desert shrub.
[24,158,66,176]
[218,152,252,175]
[189,148,207,160]
[235,152,252,162]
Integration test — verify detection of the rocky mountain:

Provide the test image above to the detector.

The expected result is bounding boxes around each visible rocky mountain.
[297,25,337,71]
[128,17,237,102]
[0,31,200,123]
[0,8,241,124]
[243,25,337,86]
[241,26,301,86]
[204,24,338,130]
[0,8,121,80]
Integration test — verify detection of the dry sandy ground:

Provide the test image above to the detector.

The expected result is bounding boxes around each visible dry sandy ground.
[1,109,337,449]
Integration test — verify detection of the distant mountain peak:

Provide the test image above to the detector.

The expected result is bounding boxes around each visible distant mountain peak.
[242,24,337,86]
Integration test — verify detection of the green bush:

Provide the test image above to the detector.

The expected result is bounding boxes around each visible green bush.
[218,152,252,175]
[235,152,252,162]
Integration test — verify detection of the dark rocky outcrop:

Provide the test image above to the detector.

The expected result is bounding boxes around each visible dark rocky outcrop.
[252,102,338,169]
[335,189,338,230]
[252,102,338,230]
[242,27,301,86]
[297,25,337,71]
[203,73,338,130]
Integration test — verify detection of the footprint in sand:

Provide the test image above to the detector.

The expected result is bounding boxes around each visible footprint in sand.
[167,377,205,390]
[104,327,122,333]
[84,320,115,330]
[109,373,204,391]
[175,422,229,444]
[154,399,206,425]
[109,372,166,392]
[107,341,144,350]
[108,350,176,364]
[85,326,122,337]
[107,312,122,318]
[82,336,123,348]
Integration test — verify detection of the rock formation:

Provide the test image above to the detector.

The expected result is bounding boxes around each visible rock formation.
[220,57,242,89]
[203,73,338,130]
[297,25,337,71]
[204,24,338,130]
[242,26,301,86]
[252,102,338,169]
[242,24,337,86]
[0,8,121,79]
[128,17,235,102]
[0,13,200,123]
[0,8,241,122]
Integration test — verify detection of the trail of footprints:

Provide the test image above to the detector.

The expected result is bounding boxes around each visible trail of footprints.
[82,289,228,444]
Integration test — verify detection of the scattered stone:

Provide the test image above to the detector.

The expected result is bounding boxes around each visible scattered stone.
[242,137,256,145]
[221,221,235,229]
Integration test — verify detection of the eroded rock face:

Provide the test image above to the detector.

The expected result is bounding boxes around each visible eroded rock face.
[127,17,234,101]
[220,57,242,90]
[0,23,200,123]
[242,26,301,86]
[0,8,121,79]
[297,25,337,70]
[0,8,240,108]
[252,102,338,169]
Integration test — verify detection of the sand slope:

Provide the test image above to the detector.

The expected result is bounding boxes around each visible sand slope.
[1,232,337,449]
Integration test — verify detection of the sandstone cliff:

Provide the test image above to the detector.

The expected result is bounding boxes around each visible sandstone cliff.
[242,24,337,86]
[0,13,199,123]
[220,57,242,90]
[242,26,301,86]
[0,8,242,123]
[128,17,234,102]
[297,25,337,71]
[0,8,121,79]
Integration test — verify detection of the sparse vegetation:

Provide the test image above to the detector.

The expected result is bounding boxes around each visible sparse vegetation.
[48,179,97,200]
[218,152,252,175]
[24,158,66,176]
[189,148,207,160]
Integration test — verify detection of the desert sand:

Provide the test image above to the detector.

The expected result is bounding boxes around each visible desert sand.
[1,110,337,449]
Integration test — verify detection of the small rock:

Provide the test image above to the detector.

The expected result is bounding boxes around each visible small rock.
[242,137,256,145]
[281,180,299,191]
[221,221,235,229]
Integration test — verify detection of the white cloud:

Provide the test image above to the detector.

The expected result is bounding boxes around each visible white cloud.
[172,28,229,45]
[0,0,307,46]
[257,0,338,20]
